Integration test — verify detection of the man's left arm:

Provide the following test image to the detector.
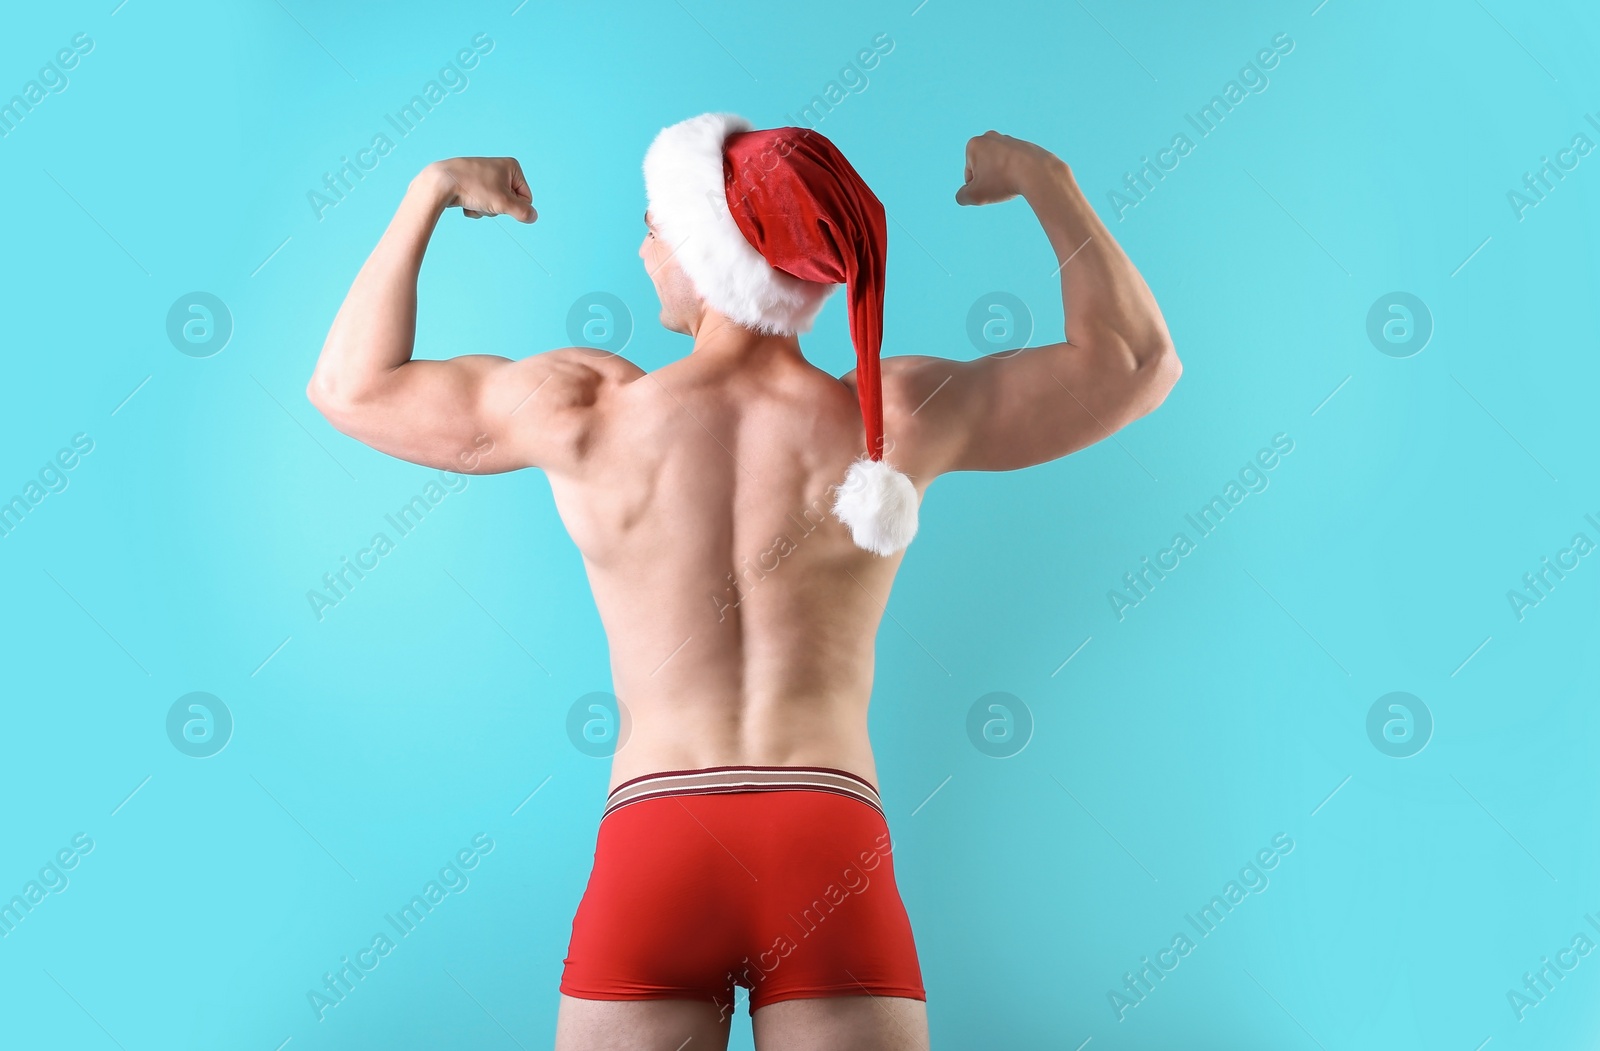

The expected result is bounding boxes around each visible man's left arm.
[308,157,635,476]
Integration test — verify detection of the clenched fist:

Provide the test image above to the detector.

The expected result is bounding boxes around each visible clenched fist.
[424,157,537,222]
[954,131,1060,207]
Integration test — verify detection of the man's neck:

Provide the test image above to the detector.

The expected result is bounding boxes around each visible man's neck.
[686,311,805,370]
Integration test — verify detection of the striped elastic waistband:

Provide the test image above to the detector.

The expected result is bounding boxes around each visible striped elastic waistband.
[603,765,882,820]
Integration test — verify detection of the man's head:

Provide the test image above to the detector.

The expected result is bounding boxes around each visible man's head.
[641,114,843,340]
[640,112,917,556]
[639,209,705,336]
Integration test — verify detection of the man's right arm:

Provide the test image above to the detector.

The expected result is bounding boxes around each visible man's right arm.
[882,133,1179,479]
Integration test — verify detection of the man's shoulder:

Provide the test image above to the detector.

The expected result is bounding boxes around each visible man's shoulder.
[486,349,650,473]
[489,348,645,432]
[535,347,648,385]
[842,353,976,421]
[501,348,648,416]
[841,353,953,396]
[837,353,983,479]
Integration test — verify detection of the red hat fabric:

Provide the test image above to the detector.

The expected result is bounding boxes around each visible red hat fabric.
[722,127,889,463]
[643,113,917,556]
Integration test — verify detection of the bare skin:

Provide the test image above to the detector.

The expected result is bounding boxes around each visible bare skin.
[309,133,1179,1050]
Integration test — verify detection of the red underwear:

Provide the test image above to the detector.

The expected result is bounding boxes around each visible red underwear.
[560,765,925,1016]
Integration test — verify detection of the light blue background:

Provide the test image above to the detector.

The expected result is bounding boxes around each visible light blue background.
[2,0,1598,1047]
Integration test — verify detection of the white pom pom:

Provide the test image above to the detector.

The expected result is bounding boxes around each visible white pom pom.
[831,456,919,556]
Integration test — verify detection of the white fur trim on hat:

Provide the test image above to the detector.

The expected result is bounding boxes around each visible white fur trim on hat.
[831,456,919,557]
[643,112,836,336]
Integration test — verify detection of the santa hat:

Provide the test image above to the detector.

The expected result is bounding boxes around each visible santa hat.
[642,112,917,557]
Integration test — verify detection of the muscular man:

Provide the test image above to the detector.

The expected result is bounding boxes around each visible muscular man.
[308,114,1177,1051]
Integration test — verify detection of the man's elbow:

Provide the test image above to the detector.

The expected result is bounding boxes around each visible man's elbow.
[306,370,363,432]
[1134,339,1180,416]
[306,372,338,418]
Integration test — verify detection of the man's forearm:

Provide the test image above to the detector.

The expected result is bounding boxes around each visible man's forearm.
[310,166,451,405]
[1018,157,1172,364]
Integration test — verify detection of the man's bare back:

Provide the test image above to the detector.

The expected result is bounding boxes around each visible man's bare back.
[548,338,905,791]
[308,129,1178,1049]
